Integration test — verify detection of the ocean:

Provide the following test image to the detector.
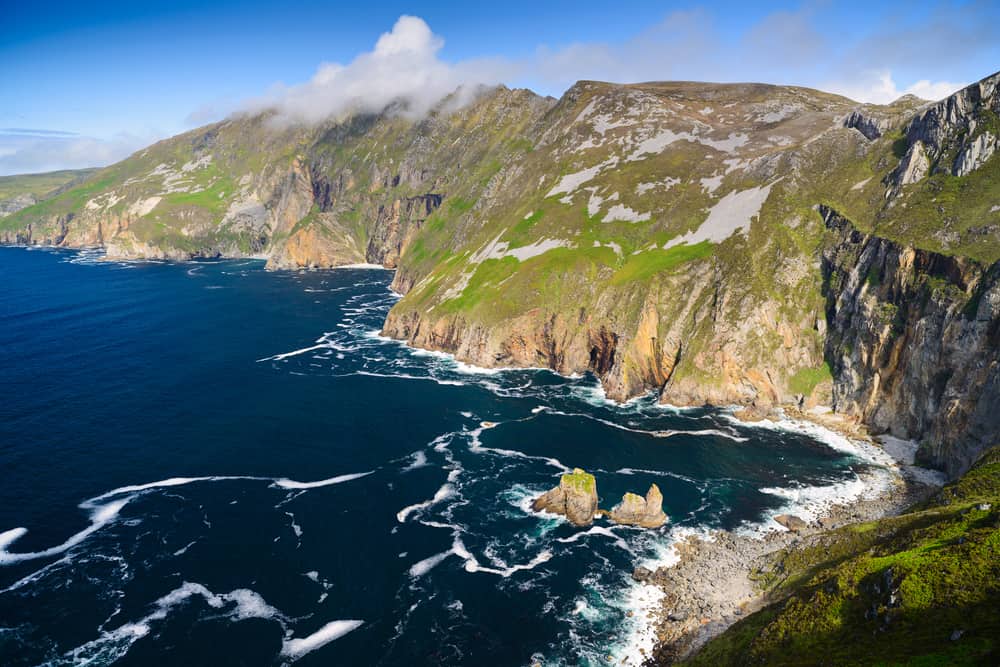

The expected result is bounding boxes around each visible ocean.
[0,247,891,666]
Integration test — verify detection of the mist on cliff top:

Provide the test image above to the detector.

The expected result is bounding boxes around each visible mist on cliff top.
[246,16,512,126]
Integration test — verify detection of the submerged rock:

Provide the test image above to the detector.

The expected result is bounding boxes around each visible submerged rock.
[532,468,598,526]
[609,484,668,528]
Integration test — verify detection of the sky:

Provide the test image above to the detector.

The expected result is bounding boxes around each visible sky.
[1,0,997,175]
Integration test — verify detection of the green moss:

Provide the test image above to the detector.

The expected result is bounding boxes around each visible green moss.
[610,241,714,284]
[683,446,1000,667]
[447,197,476,215]
[560,468,597,495]
[788,362,832,396]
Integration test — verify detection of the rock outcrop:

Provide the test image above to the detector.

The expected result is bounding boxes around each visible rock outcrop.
[0,193,36,218]
[773,514,808,532]
[898,70,999,179]
[531,468,599,526]
[821,206,1000,477]
[4,69,1000,483]
[609,484,668,528]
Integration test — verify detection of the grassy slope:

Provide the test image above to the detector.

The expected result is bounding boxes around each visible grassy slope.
[0,168,99,201]
[682,447,1000,667]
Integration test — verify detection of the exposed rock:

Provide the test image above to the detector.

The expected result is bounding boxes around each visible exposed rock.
[890,140,930,190]
[609,484,668,528]
[0,193,36,217]
[531,468,598,526]
[953,131,997,177]
[821,205,1000,477]
[903,70,1000,177]
[773,514,808,532]
[843,108,892,141]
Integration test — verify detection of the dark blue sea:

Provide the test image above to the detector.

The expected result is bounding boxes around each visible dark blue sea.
[0,247,890,666]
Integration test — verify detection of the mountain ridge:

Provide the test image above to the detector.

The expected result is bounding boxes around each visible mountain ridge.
[2,71,998,477]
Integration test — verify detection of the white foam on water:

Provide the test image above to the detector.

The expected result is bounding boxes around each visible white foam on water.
[281,619,365,659]
[466,426,570,472]
[272,471,373,489]
[604,524,718,666]
[89,476,258,501]
[2,472,373,565]
[173,541,196,557]
[396,483,456,523]
[729,414,895,468]
[556,526,634,554]
[401,450,429,472]
[51,582,287,665]
[409,550,453,577]
[724,415,901,536]
[256,343,330,363]
[0,498,131,565]
[751,470,898,537]
[333,263,387,270]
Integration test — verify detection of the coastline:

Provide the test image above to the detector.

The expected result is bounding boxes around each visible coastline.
[623,414,944,666]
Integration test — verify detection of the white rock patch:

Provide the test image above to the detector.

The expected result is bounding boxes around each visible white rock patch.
[851,177,872,191]
[664,181,777,249]
[604,204,651,223]
[128,196,162,217]
[181,155,213,172]
[505,239,570,261]
[700,175,724,194]
[547,159,617,197]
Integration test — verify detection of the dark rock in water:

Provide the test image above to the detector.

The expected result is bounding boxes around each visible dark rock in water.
[774,514,808,532]
[609,484,668,528]
[531,468,598,526]
[633,566,653,583]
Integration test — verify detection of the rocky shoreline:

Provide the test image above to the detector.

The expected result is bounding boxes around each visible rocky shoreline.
[630,418,943,666]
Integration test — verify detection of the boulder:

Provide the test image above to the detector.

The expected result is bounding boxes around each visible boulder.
[774,514,808,532]
[531,468,598,526]
[609,484,668,528]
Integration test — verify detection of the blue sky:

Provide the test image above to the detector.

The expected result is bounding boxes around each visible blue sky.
[1,0,997,175]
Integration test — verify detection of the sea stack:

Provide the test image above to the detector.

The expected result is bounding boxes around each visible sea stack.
[608,484,668,528]
[532,468,599,526]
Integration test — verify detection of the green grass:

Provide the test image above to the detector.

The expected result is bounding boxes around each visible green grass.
[611,241,714,284]
[560,468,597,495]
[0,168,98,201]
[788,362,833,396]
[683,447,1000,667]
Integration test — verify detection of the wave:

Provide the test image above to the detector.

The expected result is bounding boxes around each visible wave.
[272,471,374,489]
[281,619,365,659]
[42,580,361,664]
[1,471,373,565]
[396,483,456,523]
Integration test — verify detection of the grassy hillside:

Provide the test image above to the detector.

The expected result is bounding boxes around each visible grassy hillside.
[0,168,98,201]
[682,447,1000,666]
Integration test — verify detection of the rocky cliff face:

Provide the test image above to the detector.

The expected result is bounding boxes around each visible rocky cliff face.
[822,205,1000,477]
[4,71,999,477]
[0,86,553,270]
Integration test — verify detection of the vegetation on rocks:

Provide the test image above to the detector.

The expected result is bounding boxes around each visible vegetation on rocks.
[681,447,1000,667]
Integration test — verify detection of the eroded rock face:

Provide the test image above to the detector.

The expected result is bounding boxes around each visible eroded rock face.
[821,206,1000,477]
[609,484,668,528]
[0,193,36,218]
[531,468,598,526]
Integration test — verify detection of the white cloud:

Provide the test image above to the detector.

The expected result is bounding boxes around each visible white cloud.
[0,131,157,176]
[825,70,966,105]
[247,15,513,126]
